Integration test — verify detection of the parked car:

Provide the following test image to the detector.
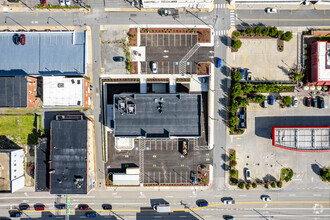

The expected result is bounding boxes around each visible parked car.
[102,204,112,210]
[240,122,245,128]
[151,62,157,73]
[159,8,179,17]
[65,0,70,5]
[78,204,89,210]
[10,211,22,218]
[56,203,66,209]
[34,205,45,211]
[266,8,277,13]
[313,97,318,108]
[113,56,125,62]
[19,204,30,210]
[239,68,245,80]
[197,200,208,207]
[263,99,267,108]
[292,96,298,107]
[191,171,197,184]
[224,216,235,220]
[86,212,97,218]
[216,58,222,68]
[246,69,252,80]
[59,0,65,6]
[30,164,34,176]
[245,169,251,181]
[269,96,274,105]
[13,34,20,45]
[202,77,207,83]
[261,195,271,201]
[319,97,325,108]
[306,97,311,107]
[40,0,46,6]
[223,198,235,205]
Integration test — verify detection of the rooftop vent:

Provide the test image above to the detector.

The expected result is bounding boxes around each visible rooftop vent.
[57,83,64,88]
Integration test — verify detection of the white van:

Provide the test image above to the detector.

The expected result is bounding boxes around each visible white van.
[153,203,170,212]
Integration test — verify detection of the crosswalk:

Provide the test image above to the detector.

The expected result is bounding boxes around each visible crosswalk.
[230,10,236,27]
[214,3,226,8]
[215,30,228,36]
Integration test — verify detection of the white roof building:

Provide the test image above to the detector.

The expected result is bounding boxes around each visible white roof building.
[316,41,330,82]
[141,0,213,9]
[43,76,84,107]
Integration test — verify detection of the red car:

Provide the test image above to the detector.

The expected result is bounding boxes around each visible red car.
[306,97,312,107]
[20,34,26,45]
[30,164,34,176]
[40,0,46,5]
[34,205,45,211]
[78,204,89,210]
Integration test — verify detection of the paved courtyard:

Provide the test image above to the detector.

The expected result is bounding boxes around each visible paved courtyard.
[228,36,298,81]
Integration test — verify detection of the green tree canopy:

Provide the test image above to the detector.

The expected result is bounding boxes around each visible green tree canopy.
[232,71,243,82]
[232,39,242,50]
[253,94,266,103]
[245,27,253,35]
[281,31,293,41]
[269,26,278,36]
[282,96,292,106]
[262,27,270,36]
[254,26,262,36]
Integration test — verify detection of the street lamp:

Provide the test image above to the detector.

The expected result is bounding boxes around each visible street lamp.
[5,17,28,31]
[47,17,69,31]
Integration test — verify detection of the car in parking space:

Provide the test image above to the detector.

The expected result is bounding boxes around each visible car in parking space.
[102,204,112,210]
[263,99,267,108]
[30,164,34,176]
[113,56,125,62]
[65,0,70,5]
[223,198,235,205]
[306,97,312,107]
[59,0,65,6]
[216,58,222,68]
[78,204,89,210]
[86,212,97,218]
[224,216,235,220]
[246,69,252,81]
[261,195,271,201]
[313,97,318,108]
[197,200,208,207]
[269,96,274,105]
[19,204,30,210]
[159,8,179,17]
[13,34,20,45]
[266,8,277,13]
[19,34,26,45]
[245,169,251,181]
[34,204,45,211]
[56,203,66,209]
[292,96,298,107]
[239,68,245,80]
[10,211,22,218]
[40,0,46,5]
[151,62,157,73]
[319,97,325,108]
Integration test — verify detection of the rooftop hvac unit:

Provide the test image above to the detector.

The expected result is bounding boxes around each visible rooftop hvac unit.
[57,83,64,88]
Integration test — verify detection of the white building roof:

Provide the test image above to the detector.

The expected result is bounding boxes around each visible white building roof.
[43,76,84,107]
[112,174,140,186]
[141,0,213,9]
[317,42,330,82]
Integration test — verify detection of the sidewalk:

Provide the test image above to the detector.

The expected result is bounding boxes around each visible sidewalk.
[229,3,330,10]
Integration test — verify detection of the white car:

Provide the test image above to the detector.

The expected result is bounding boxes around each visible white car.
[266,8,277,14]
[59,0,65,6]
[261,195,271,202]
[151,62,157,73]
[245,169,251,181]
[65,0,70,6]
[293,97,298,107]
[223,199,235,205]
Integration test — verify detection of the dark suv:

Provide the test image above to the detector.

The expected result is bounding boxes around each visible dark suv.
[319,97,325,108]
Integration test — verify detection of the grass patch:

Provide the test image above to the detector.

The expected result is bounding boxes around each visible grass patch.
[281,168,294,182]
[230,169,238,185]
[0,115,37,146]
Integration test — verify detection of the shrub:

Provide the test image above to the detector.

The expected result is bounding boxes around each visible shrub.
[229,160,237,167]
[281,31,293,41]
[271,182,276,188]
[231,82,243,98]
[269,26,278,37]
[245,27,253,35]
[277,181,282,188]
[236,129,244,134]
[262,27,270,36]
[245,183,251,190]
[320,168,330,182]
[278,30,284,38]
[232,71,243,82]
[237,97,249,107]
[264,183,269,189]
[282,96,292,106]
[231,101,239,113]
[254,26,262,36]
[230,116,239,128]
[229,151,236,161]
[292,72,304,80]
[255,83,267,93]
[252,182,257,188]
[233,31,240,37]
[238,182,244,189]
[253,94,266,104]
[242,83,254,94]
[232,39,242,50]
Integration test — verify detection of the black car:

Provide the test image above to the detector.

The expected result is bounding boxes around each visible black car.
[56,203,66,209]
[102,204,112,210]
[319,97,325,108]
[113,56,125,62]
[312,97,318,108]
[19,204,30,210]
[13,34,20,45]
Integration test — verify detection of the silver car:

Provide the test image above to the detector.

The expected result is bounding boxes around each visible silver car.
[261,195,271,202]
[223,199,235,205]
[292,96,298,107]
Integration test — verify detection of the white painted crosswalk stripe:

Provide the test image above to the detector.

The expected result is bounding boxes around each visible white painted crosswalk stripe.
[215,30,228,36]
[215,4,225,9]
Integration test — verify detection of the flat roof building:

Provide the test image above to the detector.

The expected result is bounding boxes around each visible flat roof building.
[49,117,88,194]
[272,127,330,152]
[0,32,85,75]
[311,41,330,86]
[42,76,91,107]
[113,94,201,138]
[141,0,213,9]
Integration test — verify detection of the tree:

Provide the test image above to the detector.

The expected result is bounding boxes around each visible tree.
[293,72,304,80]
[277,181,283,188]
[229,160,237,167]
[236,129,244,134]
[253,94,266,104]
[245,183,251,190]
[264,183,269,189]
[232,71,243,82]
[255,84,267,93]
[252,182,257,188]
[271,182,276,188]
[230,116,239,128]
[281,31,293,41]
[232,39,242,50]
[282,96,292,106]
[262,27,270,36]
[229,151,236,161]
[242,83,254,94]
[237,97,249,107]
[231,82,243,98]
[245,27,253,35]
[233,31,240,37]
[320,168,330,182]
[269,26,278,37]
[231,101,239,113]
[238,182,244,189]
[254,26,262,36]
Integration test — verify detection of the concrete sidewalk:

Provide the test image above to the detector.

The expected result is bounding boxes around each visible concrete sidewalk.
[229,3,330,10]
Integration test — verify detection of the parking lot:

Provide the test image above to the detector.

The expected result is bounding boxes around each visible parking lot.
[229,94,330,188]
[228,36,298,81]
[140,33,213,74]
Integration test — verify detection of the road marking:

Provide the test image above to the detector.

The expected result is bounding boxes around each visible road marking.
[239,195,247,197]
[289,194,296,196]
[313,194,321,197]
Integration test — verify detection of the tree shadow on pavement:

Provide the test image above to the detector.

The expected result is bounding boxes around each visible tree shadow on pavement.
[311,164,321,175]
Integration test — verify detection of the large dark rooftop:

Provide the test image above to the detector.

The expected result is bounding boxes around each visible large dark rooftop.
[0,76,27,107]
[50,119,87,194]
[114,94,201,138]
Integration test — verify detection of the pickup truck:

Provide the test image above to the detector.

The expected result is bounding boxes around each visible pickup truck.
[182,140,188,156]
[159,8,179,17]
